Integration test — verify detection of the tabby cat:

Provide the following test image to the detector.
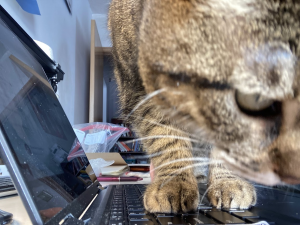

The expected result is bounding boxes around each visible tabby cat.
[108,0,300,212]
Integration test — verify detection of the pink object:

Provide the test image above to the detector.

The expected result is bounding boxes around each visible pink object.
[150,162,155,182]
[97,176,143,182]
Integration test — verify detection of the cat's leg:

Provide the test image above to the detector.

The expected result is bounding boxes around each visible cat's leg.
[207,149,257,209]
[140,120,199,213]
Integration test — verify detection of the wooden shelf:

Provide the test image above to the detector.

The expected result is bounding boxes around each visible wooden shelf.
[95,47,112,56]
[118,136,136,141]
[89,20,103,123]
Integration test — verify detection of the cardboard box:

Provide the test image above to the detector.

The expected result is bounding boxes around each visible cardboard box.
[85,153,128,182]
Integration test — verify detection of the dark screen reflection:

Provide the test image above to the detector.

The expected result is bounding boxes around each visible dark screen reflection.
[0,58,93,223]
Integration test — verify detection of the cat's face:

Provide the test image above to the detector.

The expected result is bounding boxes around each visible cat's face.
[137,0,300,185]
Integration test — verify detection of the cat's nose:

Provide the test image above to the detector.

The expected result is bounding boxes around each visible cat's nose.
[250,43,295,85]
[238,42,295,87]
[231,42,295,99]
[268,100,300,184]
[269,144,300,184]
[269,103,300,185]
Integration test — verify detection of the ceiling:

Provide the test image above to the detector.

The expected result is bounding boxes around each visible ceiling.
[88,0,111,14]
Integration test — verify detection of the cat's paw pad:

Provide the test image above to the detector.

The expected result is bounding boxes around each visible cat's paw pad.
[207,179,256,209]
[143,178,199,213]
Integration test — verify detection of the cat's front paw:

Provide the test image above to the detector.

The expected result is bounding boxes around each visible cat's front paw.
[207,179,256,209]
[143,178,199,213]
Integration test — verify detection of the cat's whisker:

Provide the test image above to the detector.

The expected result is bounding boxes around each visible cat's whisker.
[174,115,192,125]
[198,177,240,206]
[138,117,200,139]
[125,88,167,120]
[150,157,213,175]
[136,147,210,159]
[124,135,202,145]
[161,108,207,140]
[198,181,223,205]
[160,160,222,188]
[275,184,300,199]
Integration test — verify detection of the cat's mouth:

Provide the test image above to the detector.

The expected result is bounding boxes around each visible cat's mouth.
[219,150,300,186]
[281,177,300,185]
[218,151,281,186]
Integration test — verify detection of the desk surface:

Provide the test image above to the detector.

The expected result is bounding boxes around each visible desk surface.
[0,179,151,225]
[0,194,32,225]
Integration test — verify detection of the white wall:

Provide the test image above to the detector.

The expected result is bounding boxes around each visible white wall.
[92,14,111,47]
[88,0,110,15]
[89,0,111,46]
[0,0,92,125]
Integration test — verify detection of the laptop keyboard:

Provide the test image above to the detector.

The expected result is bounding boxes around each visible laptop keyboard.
[108,185,275,225]
[0,177,15,192]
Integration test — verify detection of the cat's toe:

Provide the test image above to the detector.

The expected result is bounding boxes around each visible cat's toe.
[143,178,199,213]
[207,179,256,209]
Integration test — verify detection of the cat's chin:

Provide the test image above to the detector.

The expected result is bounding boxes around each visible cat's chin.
[218,151,281,186]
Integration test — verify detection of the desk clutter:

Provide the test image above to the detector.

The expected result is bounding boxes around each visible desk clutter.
[113,141,145,153]
[85,153,150,184]
[70,121,150,185]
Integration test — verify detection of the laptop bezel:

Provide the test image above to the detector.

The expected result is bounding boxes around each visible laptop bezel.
[0,54,101,225]
[0,128,43,225]
[0,128,101,225]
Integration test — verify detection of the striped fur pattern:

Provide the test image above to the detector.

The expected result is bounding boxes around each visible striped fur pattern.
[109,0,300,212]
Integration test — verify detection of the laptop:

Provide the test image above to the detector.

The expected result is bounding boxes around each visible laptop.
[1,14,300,225]
[0,165,17,197]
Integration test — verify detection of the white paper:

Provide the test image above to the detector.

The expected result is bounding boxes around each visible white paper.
[100,165,129,176]
[0,165,10,177]
[89,158,115,176]
[84,131,106,145]
[73,129,85,143]
[252,222,269,225]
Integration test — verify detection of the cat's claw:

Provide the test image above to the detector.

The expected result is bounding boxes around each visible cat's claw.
[207,179,256,209]
[143,178,199,213]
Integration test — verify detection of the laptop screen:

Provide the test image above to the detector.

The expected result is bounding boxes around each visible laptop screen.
[0,52,94,223]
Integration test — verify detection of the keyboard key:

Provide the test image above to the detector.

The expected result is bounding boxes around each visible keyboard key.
[245,218,275,225]
[128,208,144,211]
[127,204,143,208]
[111,207,123,211]
[222,208,243,213]
[200,207,221,214]
[183,214,216,225]
[156,214,177,217]
[157,216,186,225]
[129,221,154,225]
[128,209,145,214]
[128,212,146,215]
[206,211,245,224]
[197,205,212,210]
[127,201,143,204]
[111,211,123,216]
[109,220,124,225]
[129,214,153,221]
[130,219,150,222]
[126,197,140,200]
[113,201,123,204]
[231,211,260,219]
[110,215,123,220]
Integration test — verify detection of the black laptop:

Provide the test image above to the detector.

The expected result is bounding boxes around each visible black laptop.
[1,9,300,225]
